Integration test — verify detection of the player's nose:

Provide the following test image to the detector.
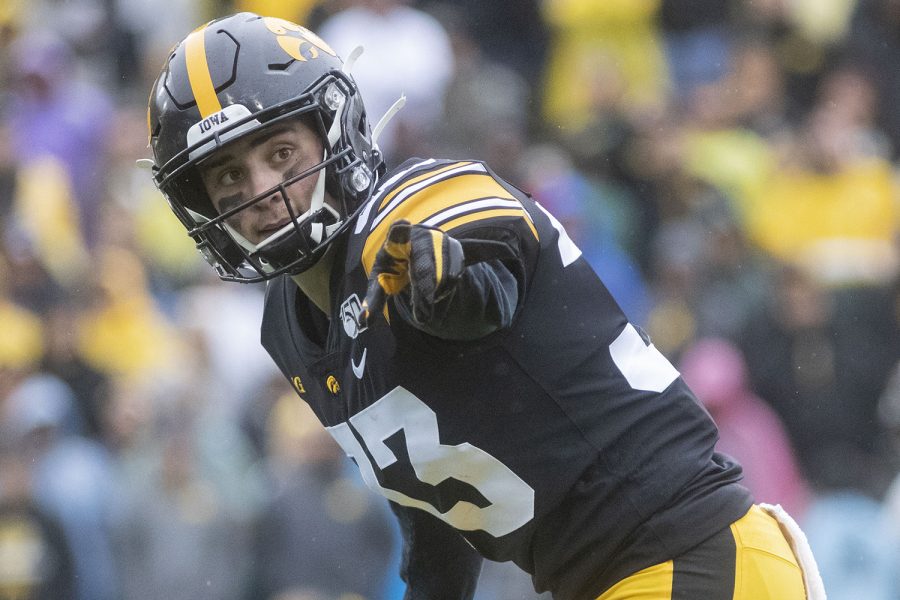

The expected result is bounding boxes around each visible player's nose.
[249,167,286,210]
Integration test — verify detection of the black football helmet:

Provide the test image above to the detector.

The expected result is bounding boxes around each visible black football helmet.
[147,13,384,282]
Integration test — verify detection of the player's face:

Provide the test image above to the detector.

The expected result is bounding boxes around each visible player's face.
[199,119,325,245]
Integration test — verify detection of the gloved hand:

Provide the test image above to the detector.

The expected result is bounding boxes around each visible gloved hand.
[361,220,465,326]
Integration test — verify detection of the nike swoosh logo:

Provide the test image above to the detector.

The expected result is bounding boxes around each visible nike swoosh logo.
[351,347,367,379]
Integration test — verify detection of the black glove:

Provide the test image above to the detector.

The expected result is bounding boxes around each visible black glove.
[361,220,465,326]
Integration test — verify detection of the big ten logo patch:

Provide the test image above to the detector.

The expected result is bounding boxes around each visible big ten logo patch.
[341,293,368,339]
[263,17,337,63]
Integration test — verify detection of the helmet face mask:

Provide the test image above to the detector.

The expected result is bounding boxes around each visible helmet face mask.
[148,14,381,282]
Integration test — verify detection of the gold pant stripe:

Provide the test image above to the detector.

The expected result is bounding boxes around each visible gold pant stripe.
[730,505,805,599]
[595,505,806,600]
[596,559,674,599]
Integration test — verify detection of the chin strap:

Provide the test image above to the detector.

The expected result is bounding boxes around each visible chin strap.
[324,45,361,148]
[307,148,330,223]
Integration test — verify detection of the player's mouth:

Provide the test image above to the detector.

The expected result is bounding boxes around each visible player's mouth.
[259,218,292,236]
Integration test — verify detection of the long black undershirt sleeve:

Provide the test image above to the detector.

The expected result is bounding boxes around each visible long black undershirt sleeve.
[390,502,483,600]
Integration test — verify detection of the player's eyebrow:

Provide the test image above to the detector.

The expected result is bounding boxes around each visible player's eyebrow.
[201,125,295,171]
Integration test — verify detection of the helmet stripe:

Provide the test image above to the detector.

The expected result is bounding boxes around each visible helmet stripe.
[184,24,222,117]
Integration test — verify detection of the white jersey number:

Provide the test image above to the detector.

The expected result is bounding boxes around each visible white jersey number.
[327,386,535,538]
[610,323,679,392]
[533,203,678,392]
[535,202,582,267]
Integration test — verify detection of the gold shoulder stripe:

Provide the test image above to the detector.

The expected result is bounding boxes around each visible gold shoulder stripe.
[439,208,539,241]
[363,173,516,273]
[184,24,222,118]
[378,161,473,211]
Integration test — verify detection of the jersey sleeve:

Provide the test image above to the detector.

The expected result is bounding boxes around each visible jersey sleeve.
[361,160,540,339]
[390,501,483,600]
[361,160,539,275]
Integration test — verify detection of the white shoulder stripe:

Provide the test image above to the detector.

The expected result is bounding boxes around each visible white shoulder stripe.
[422,197,523,227]
[371,163,487,231]
[353,158,437,234]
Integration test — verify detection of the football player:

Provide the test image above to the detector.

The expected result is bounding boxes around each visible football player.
[145,13,825,600]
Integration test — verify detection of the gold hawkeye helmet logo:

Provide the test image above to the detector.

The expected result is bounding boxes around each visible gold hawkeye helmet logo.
[263,17,337,63]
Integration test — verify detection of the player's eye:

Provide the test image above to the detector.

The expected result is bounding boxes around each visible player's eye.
[273,146,294,163]
[219,168,243,186]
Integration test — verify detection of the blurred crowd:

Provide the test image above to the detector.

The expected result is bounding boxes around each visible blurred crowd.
[0,0,899,598]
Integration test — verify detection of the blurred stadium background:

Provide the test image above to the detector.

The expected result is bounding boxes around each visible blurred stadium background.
[0,0,899,598]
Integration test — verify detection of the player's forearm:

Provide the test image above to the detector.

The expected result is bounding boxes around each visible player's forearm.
[391,502,483,599]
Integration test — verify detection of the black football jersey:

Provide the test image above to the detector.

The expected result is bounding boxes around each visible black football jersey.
[261,158,753,599]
